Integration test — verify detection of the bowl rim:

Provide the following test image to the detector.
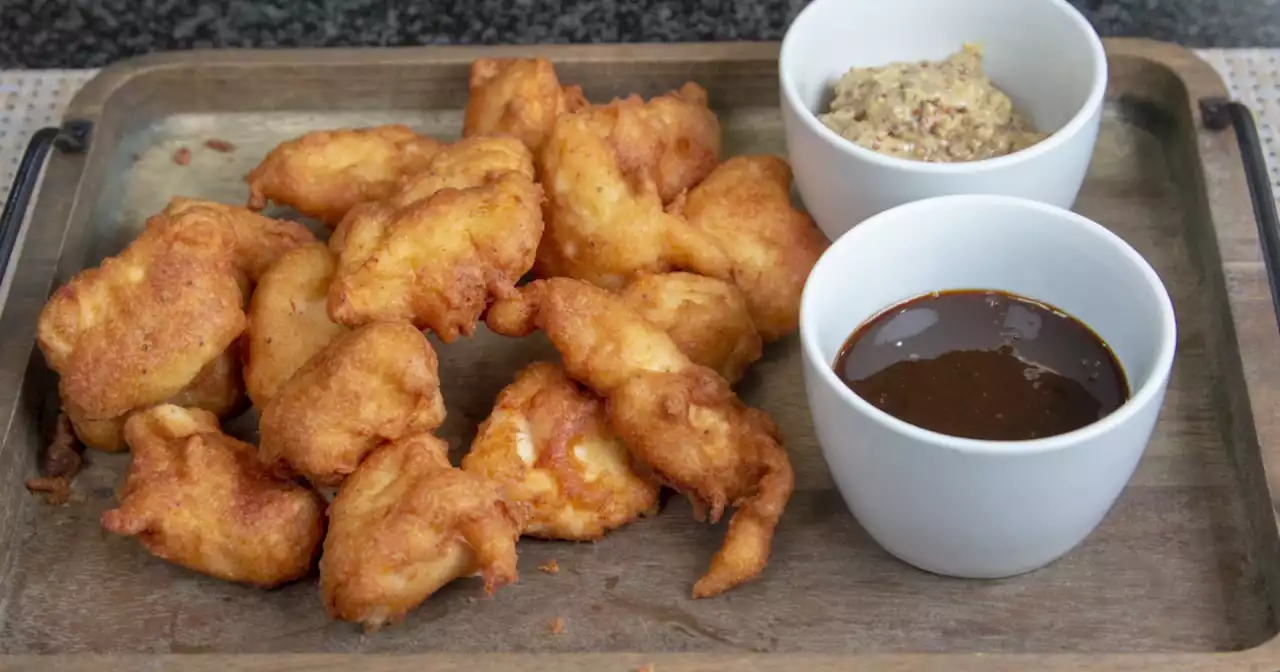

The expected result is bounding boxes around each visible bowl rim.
[778,0,1109,174]
[798,194,1178,456]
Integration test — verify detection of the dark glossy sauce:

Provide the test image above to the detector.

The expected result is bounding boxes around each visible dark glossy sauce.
[835,290,1129,441]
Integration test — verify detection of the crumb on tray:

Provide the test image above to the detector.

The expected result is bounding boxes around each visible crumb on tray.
[47,412,84,479]
[25,476,71,505]
[538,559,560,574]
[173,147,191,165]
[549,616,565,635]
[25,413,85,506]
[204,138,236,153]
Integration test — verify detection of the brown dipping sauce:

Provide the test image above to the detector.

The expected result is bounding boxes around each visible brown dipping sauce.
[835,290,1129,441]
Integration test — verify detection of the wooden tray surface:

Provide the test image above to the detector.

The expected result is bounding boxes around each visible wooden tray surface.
[0,39,1277,670]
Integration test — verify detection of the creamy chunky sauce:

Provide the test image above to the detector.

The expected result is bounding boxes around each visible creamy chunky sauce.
[818,44,1048,163]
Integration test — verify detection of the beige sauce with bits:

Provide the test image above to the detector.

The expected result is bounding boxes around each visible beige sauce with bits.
[818,44,1048,163]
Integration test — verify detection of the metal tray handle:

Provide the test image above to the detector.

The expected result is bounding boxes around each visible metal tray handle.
[1201,98,1280,327]
[0,121,91,278]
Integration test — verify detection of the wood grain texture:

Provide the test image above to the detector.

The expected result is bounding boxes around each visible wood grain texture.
[1,38,1280,670]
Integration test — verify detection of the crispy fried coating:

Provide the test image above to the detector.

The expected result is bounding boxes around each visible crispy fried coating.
[244,243,349,408]
[322,432,522,631]
[671,155,829,341]
[603,82,721,204]
[486,279,689,394]
[155,197,316,282]
[67,342,247,453]
[534,109,731,289]
[100,405,326,588]
[618,272,762,383]
[245,124,442,227]
[462,362,660,541]
[325,136,536,255]
[328,159,544,342]
[462,57,588,154]
[167,340,248,416]
[608,369,793,598]
[486,278,793,597]
[36,212,247,421]
[388,136,537,208]
[258,322,447,486]
[65,412,129,454]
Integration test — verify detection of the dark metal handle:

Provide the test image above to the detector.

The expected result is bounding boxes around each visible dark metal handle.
[0,120,91,279]
[1200,98,1280,327]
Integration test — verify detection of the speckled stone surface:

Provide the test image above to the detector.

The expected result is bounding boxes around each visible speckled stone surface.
[2,0,1280,68]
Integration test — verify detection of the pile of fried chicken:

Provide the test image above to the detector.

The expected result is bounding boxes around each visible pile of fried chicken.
[34,57,829,632]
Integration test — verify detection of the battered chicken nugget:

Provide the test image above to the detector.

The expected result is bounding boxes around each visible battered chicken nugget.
[328,170,543,342]
[608,369,793,598]
[36,212,246,420]
[67,342,247,453]
[245,124,442,228]
[388,136,537,208]
[258,322,447,486]
[671,155,829,341]
[462,57,587,154]
[618,272,762,384]
[244,243,349,408]
[534,110,731,289]
[101,405,326,588]
[326,136,536,255]
[322,432,522,631]
[604,82,722,204]
[486,278,794,598]
[156,197,316,282]
[462,362,660,540]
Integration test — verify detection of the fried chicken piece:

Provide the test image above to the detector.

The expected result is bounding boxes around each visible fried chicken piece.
[328,167,544,342]
[609,369,793,598]
[258,322,447,486]
[534,109,731,289]
[388,136,537,208]
[65,412,129,454]
[462,362,660,541]
[36,211,247,421]
[245,124,443,228]
[325,136,536,254]
[155,197,316,282]
[618,272,762,383]
[100,405,326,588]
[462,57,587,154]
[604,82,721,204]
[321,432,522,631]
[671,155,830,341]
[67,342,247,453]
[244,243,349,408]
[486,278,794,597]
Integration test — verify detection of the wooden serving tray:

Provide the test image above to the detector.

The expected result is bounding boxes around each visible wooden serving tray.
[0,39,1277,671]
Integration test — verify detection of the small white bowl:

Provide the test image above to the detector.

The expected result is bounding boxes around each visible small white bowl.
[799,195,1176,579]
[779,0,1108,240]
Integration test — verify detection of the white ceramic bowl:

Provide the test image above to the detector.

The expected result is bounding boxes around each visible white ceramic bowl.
[799,195,1176,578]
[779,0,1108,240]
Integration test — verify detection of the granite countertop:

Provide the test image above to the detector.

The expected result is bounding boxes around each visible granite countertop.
[2,0,1280,69]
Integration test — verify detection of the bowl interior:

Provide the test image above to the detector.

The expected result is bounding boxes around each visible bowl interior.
[800,196,1175,416]
[781,0,1105,137]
